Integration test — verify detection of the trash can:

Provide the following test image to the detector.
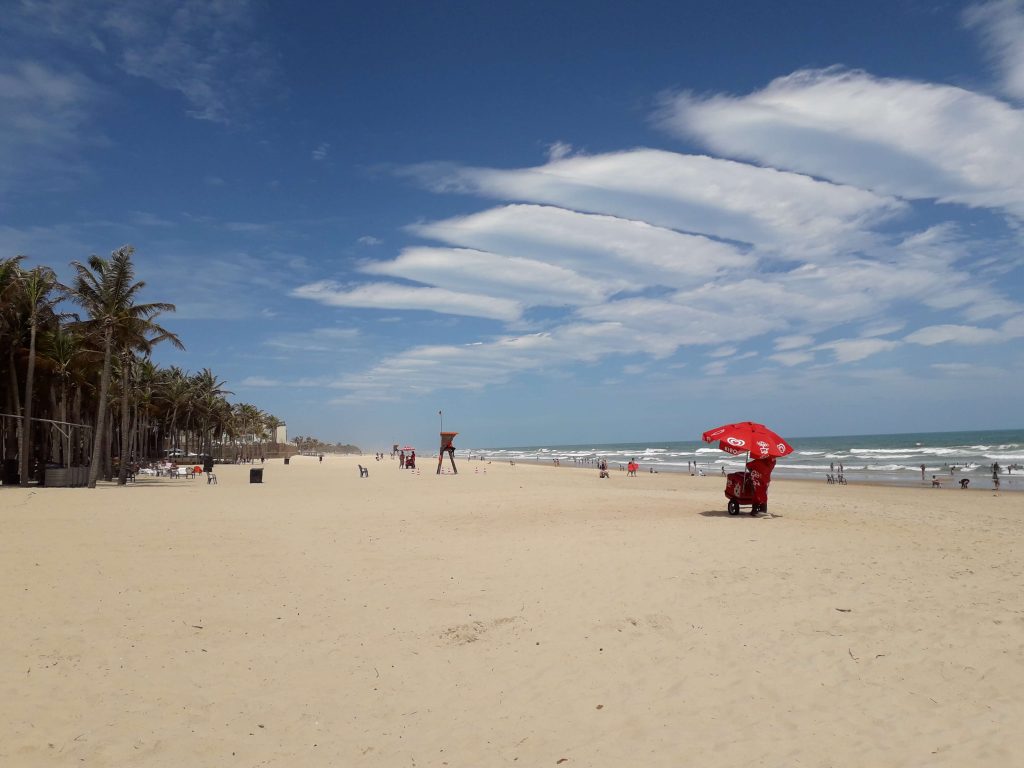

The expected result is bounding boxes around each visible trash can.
[284,457,290,465]
[249,467,263,484]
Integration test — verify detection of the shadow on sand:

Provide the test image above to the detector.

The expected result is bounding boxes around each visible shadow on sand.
[699,509,782,519]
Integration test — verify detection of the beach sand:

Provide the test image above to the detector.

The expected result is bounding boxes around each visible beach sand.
[2,455,1022,766]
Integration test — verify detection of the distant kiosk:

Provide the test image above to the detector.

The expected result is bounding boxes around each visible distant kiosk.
[438,432,458,475]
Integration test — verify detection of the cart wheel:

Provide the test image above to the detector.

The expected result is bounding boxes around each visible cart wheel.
[728,499,739,515]
[750,505,760,515]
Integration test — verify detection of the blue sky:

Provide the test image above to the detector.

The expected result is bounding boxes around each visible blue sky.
[4,0,1023,450]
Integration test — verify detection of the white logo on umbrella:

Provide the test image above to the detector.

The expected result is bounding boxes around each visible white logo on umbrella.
[726,437,746,447]
[756,440,769,456]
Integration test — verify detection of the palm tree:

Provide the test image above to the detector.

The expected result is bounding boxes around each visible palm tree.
[41,326,87,467]
[1,256,26,416]
[155,366,191,454]
[17,265,66,486]
[68,245,181,488]
[190,368,232,459]
[113,324,183,485]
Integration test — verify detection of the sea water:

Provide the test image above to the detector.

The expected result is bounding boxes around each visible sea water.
[467,428,1024,490]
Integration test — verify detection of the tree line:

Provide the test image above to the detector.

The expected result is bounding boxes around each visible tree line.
[1,246,287,488]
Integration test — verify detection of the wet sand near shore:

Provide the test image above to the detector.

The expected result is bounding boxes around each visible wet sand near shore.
[2,455,1022,767]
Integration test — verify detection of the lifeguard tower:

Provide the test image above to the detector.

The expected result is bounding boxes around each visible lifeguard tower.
[437,431,458,474]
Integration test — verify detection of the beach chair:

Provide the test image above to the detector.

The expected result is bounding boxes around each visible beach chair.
[837,474,847,485]
[358,464,369,477]
[207,471,217,485]
[826,474,835,484]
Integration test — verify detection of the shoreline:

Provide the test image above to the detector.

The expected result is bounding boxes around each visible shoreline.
[483,454,1022,492]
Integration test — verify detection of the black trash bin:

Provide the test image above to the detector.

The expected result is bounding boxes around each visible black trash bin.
[250,467,263,484]
[284,457,290,465]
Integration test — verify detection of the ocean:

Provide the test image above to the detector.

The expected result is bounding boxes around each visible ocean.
[466,428,1024,491]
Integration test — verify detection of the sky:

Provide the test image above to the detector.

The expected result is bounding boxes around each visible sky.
[3,0,1023,451]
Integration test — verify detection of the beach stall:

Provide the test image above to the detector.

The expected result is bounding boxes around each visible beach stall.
[702,421,793,515]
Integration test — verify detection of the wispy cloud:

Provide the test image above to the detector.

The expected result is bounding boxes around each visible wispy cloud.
[410,204,753,289]
[14,0,276,123]
[0,60,102,198]
[406,149,904,255]
[546,141,574,161]
[361,246,611,308]
[264,327,360,354]
[291,280,523,322]
[904,324,1004,345]
[658,68,1024,218]
[329,133,1018,398]
[312,142,330,161]
[965,0,1024,102]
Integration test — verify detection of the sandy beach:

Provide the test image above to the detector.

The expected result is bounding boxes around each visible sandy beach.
[2,455,1022,767]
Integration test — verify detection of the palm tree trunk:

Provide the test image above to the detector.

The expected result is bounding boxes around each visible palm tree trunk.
[118,357,131,485]
[59,384,69,468]
[19,321,37,486]
[87,325,114,488]
[7,347,21,458]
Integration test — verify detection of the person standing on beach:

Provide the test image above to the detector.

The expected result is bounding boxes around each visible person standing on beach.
[921,463,926,480]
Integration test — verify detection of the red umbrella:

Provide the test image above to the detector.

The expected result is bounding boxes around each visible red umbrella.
[702,422,794,459]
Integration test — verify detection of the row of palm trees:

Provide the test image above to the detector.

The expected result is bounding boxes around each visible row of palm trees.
[292,436,362,455]
[1,246,288,488]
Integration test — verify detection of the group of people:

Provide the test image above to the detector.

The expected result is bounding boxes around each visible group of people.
[398,449,416,469]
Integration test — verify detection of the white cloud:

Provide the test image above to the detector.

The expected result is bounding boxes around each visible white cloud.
[291,280,523,321]
[965,0,1024,102]
[904,324,1003,345]
[546,141,574,161]
[774,334,814,350]
[708,346,738,358]
[312,142,330,161]
[358,235,382,246]
[411,204,754,290]
[770,350,815,367]
[407,148,904,255]
[361,246,610,308]
[660,68,1024,218]
[816,337,902,363]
